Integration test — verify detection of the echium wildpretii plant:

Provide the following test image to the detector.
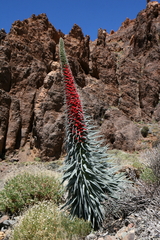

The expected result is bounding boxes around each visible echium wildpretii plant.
[59,37,125,229]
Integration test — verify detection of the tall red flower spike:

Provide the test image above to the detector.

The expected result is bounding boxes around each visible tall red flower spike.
[62,64,87,142]
[59,37,126,229]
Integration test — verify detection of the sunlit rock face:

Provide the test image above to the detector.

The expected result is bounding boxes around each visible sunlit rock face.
[0,2,160,158]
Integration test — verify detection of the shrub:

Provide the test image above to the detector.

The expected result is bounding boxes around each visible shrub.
[141,126,149,138]
[0,173,63,214]
[141,145,160,187]
[34,157,41,162]
[140,167,157,184]
[11,201,91,240]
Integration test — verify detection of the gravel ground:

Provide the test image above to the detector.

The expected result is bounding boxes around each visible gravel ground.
[0,160,160,240]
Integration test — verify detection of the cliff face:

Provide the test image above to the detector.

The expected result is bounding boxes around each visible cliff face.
[0,2,160,160]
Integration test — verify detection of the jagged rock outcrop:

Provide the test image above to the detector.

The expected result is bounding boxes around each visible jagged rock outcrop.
[0,2,160,160]
[33,62,65,160]
[0,14,64,160]
[0,90,11,158]
[5,96,21,152]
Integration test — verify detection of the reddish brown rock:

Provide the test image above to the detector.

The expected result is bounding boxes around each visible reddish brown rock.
[69,23,84,41]
[5,97,21,152]
[0,3,160,159]
[153,103,160,121]
[133,1,159,56]
[0,29,6,43]
[100,108,140,151]
[128,2,160,120]
[61,24,90,86]
[0,90,11,158]
[33,63,65,160]
[0,14,63,158]
[0,45,11,92]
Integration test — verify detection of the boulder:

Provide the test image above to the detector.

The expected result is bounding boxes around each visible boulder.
[101,108,140,151]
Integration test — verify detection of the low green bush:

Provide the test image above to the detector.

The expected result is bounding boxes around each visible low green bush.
[11,201,91,240]
[141,146,160,185]
[0,173,63,214]
[141,126,149,138]
[141,167,158,183]
[34,157,41,162]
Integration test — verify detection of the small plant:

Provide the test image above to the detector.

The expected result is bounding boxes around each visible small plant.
[11,201,91,240]
[59,38,126,228]
[0,173,63,214]
[141,126,149,138]
[34,157,41,162]
[141,167,157,183]
[141,145,160,186]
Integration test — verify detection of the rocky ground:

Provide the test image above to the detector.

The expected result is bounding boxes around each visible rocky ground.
[0,149,159,240]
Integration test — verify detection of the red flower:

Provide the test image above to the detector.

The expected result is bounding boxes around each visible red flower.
[62,65,87,141]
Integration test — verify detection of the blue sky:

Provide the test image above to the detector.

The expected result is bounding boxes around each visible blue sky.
[0,0,159,40]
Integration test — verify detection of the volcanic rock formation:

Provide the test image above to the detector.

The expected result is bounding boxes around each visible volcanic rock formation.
[0,2,160,160]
